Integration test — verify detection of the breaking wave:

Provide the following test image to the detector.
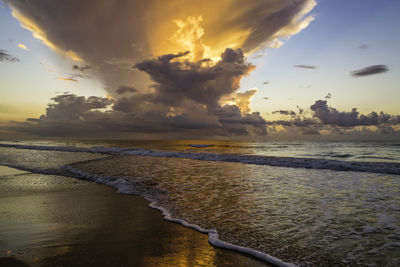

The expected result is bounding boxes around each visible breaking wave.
[0,143,399,175]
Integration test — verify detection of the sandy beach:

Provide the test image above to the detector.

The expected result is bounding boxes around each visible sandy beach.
[0,166,268,267]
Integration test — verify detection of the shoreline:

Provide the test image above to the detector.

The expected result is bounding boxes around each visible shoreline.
[0,166,269,266]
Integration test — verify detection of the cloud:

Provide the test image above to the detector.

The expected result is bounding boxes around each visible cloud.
[263,97,270,100]
[10,49,268,138]
[239,0,316,52]
[72,64,90,72]
[69,64,92,80]
[294,64,317,69]
[8,6,83,61]
[265,100,400,138]
[233,89,258,113]
[325,93,331,99]
[310,100,399,127]
[358,44,368,49]
[58,77,78,82]
[351,65,389,77]
[45,94,113,118]
[3,0,321,138]
[17,43,29,51]
[134,48,254,110]
[116,86,137,95]
[0,49,19,62]
[4,0,316,96]
[263,81,269,85]
[272,110,296,116]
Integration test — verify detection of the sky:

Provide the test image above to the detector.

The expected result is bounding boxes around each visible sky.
[0,0,399,140]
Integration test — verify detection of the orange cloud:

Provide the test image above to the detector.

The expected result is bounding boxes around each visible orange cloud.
[58,77,78,82]
[17,43,29,51]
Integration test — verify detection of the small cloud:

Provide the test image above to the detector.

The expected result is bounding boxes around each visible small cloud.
[251,54,265,59]
[325,93,331,99]
[267,38,284,49]
[26,118,40,122]
[263,97,269,100]
[351,65,388,77]
[17,43,29,51]
[72,64,91,72]
[58,77,78,82]
[0,49,20,62]
[263,81,269,85]
[272,110,296,116]
[358,44,368,49]
[251,50,267,59]
[294,65,317,69]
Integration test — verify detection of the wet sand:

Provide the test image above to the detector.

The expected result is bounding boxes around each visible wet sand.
[0,166,268,266]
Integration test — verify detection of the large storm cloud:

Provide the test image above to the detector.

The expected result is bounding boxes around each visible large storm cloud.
[2,0,320,138]
[4,0,316,95]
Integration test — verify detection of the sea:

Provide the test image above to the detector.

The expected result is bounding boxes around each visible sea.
[0,139,399,266]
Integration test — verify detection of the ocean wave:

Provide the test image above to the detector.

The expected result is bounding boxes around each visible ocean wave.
[357,156,396,160]
[189,144,214,148]
[1,143,399,175]
[299,152,354,159]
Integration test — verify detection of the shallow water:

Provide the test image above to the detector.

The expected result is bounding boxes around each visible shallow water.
[0,140,399,266]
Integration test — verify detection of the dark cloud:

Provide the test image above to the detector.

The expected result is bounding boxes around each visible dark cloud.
[310,100,396,127]
[294,65,317,69]
[358,44,368,49]
[272,110,296,116]
[45,94,113,120]
[70,65,92,80]
[351,65,388,77]
[10,50,268,138]
[325,93,331,99]
[26,118,40,122]
[297,106,304,115]
[134,48,254,110]
[72,64,91,72]
[0,49,19,62]
[265,100,400,137]
[213,105,267,135]
[238,0,315,52]
[116,86,137,95]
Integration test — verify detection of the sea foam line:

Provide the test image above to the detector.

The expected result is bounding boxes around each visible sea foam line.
[61,165,296,267]
[1,143,399,175]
